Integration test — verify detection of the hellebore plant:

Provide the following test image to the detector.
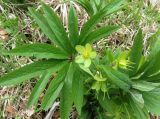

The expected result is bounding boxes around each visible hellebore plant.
[1,0,160,119]
[0,1,122,118]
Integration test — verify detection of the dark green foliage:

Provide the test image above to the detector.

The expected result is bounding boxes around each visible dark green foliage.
[1,1,160,119]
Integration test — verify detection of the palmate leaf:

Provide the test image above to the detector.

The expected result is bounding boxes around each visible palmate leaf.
[42,3,73,54]
[148,30,160,58]
[79,10,103,44]
[3,43,69,59]
[130,90,144,108]
[89,0,101,15]
[102,0,126,15]
[144,73,160,81]
[72,66,84,114]
[132,81,160,91]
[143,88,160,115]
[79,0,103,16]
[101,66,130,91]
[128,29,143,76]
[140,36,160,78]
[68,5,79,47]
[28,8,62,51]
[98,93,118,115]
[60,63,75,119]
[79,0,126,44]
[0,60,67,86]
[128,96,149,119]
[75,0,94,16]
[142,51,160,77]
[41,66,69,110]
[134,56,148,76]
[27,72,52,108]
[87,0,97,15]
[82,25,119,44]
[75,0,124,17]
[98,93,133,119]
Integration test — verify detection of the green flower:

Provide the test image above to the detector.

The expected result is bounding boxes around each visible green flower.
[92,73,107,92]
[75,43,96,67]
[113,51,134,70]
[116,59,134,70]
[94,73,106,82]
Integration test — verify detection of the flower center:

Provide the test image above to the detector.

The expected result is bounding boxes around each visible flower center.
[119,59,127,67]
[82,51,90,59]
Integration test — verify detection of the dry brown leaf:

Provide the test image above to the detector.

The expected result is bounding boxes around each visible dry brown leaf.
[0,29,8,40]
[25,109,35,117]
[6,105,16,117]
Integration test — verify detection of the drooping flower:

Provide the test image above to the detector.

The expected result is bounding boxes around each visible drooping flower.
[92,73,107,92]
[75,43,96,67]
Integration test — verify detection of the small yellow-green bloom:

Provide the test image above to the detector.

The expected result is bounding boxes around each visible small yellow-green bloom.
[92,81,107,92]
[117,59,134,70]
[92,73,107,92]
[113,51,134,70]
[75,43,96,67]
[94,73,106,82]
